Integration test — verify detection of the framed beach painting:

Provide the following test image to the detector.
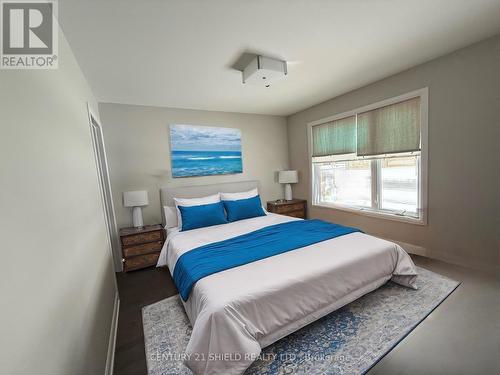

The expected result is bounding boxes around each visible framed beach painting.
[169,124,243,177]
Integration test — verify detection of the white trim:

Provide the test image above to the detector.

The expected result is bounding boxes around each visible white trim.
[307,88,429,226]
[105,292,120,375]
[87,103,123,271]
[419,88,429,226]
[313,202,425,225]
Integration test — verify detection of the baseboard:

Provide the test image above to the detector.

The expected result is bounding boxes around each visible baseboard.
[105,292,120,375]
[391,239,429,258]
[383,237,498,273]
[421,248,498,272]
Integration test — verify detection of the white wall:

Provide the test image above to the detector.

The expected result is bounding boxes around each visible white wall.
[98,103,289,229]
[0,29,117,374]
[287,35,500,270]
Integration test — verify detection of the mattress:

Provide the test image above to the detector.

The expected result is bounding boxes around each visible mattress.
[157,213,418,375]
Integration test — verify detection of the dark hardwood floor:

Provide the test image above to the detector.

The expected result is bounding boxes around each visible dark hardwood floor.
[113,256,500,375]
[114,267,177,375]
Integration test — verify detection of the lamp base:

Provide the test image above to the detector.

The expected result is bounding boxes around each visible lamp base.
[132,206,144,228]
[284,184,292,201]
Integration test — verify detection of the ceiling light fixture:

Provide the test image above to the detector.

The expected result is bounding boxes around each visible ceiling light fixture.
[242,55,287,88]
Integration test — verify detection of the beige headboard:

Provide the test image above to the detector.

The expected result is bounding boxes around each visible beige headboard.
[159,180,260,226]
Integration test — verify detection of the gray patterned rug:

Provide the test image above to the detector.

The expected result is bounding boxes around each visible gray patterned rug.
[143,267,459,375]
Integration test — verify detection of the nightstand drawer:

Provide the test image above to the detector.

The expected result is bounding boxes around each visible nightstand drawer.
[123,253,159,272]
[267,199,307,219]
[122,240,163,258]
[121,230,162,246]
[120,224,165,272]
[286,209,306,218]
[275,202,305,214]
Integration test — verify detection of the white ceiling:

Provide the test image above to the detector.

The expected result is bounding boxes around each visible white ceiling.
[59,0,500,116]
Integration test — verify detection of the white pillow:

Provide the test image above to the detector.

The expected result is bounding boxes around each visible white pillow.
[220,188,258,201]
[163,206,178,229]
[174,193,221,229]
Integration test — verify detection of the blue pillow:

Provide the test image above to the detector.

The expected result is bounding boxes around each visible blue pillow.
[222,195,266,222]
[178,202,228,231]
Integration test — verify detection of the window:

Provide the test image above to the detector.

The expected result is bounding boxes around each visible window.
[310,89,427,224]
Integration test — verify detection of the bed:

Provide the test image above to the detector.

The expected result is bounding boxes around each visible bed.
[158,181,418,375]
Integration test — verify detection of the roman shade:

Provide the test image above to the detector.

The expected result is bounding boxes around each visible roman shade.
[356,97,421,156]
[312,116,356,157]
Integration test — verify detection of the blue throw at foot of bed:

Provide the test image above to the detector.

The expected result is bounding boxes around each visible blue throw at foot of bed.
[173,219,362,301]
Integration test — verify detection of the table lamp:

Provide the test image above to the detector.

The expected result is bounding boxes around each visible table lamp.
[278,170,298,201]
[123,190,149,228]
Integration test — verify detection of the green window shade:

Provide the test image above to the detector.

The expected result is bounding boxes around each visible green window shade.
[312,116,356,157]
[357,97,421,156]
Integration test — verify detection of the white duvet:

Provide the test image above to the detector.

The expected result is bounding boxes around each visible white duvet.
[157,213,418,375]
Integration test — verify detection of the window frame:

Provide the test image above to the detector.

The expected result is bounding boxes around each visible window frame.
[307,88,428,225]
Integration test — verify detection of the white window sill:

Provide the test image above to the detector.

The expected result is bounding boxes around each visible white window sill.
[312,202,427,225]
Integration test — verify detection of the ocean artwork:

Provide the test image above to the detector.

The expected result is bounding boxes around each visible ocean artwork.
[170,124,243,177]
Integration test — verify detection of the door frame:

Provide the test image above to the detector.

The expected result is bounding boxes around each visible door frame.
[87,103,123,272]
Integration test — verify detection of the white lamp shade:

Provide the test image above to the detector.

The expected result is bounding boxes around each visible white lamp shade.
[123,190,149,207]
[278,170,298,184]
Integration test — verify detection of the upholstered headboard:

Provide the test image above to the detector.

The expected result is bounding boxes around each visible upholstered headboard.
[159,180,260,226]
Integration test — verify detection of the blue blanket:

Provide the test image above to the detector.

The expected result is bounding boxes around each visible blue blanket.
[172,219,362,301]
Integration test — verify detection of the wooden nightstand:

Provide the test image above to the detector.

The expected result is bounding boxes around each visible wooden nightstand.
[120,224,165,272]
[267,199,307,219]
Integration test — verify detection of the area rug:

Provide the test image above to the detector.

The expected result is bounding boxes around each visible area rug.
[142,267,459,375]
